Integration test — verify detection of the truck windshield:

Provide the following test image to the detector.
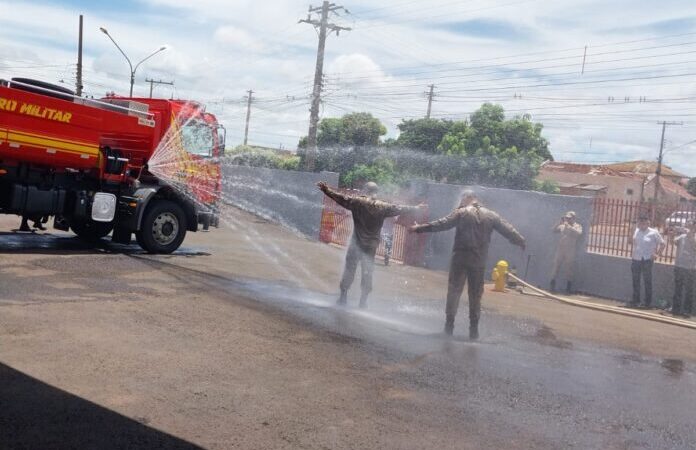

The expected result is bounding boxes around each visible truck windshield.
[180,118,215,157]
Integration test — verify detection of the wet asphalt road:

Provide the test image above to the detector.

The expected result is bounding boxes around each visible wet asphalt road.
[153,264,696,450]
[1,224,696,449]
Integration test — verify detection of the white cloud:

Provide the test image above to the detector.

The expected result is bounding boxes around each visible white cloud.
[328,53,384,79]
[214,26,265,52]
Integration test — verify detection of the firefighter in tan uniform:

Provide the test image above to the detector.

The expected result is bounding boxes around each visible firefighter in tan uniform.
[550,211,583,293]
[318,181,424,308]
[411,191,525,339]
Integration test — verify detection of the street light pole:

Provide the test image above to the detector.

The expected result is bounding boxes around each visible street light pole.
[132,47,167,96]
[100,27,166,97]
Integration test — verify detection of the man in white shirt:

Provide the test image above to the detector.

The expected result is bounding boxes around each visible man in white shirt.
[630,215,665,308]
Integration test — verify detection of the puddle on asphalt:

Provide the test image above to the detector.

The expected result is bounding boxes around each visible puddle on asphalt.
[159,250,212,258]
[523,325,573,349]
[615,353,689,379]
[661,359,685,377]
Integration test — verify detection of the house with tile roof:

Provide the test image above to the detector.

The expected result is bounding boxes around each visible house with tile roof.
[537,160,695,204]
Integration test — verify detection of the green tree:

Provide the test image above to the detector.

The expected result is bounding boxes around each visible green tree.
[341,157,401,191]
[340,112,387,146]
[298,112,387,149]
[382,137,398,148]
[437,121,470,156]
[501,117,552,161]
[687,178,696,197]
[395,118,454,153]
[294,104,553,192]
[317,118,343,147]
[226,145,299,170]
[435,103,550,189]
[534,179,561,194]
[297,136,308,149]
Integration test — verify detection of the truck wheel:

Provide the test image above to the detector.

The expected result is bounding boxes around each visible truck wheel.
[136,200,187,254]
[71,220,114,241]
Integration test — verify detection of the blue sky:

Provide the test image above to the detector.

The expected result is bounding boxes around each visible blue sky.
[1,0,696,176]
[442,19,533,41]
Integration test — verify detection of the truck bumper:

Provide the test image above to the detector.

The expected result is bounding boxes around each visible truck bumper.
[197,209,219,230]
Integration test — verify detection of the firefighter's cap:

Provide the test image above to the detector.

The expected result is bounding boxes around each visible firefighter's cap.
[364,182,379,194]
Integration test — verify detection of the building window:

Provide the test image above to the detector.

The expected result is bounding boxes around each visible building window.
[626,188,634,195]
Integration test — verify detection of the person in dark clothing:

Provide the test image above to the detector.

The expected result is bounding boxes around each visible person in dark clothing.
[410,191,525,339]
[318,181,424,308]
[672,220,696,317]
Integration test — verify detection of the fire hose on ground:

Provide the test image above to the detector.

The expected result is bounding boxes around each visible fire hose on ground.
[504,271,696,330]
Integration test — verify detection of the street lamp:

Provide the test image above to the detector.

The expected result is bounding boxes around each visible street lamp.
[99,27,167,97]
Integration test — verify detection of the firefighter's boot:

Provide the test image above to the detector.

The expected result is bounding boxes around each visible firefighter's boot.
[444,315,455,336]
[566,281,572,294]
[550,279,556,292]
[337,289,347,306]
[19,217,31,232]
[358,292,368,309]
[469,321,479,340]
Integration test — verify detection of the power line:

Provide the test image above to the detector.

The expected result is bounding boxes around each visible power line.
[327,50,696,93]
[431,71,696,94]
[325,34,696,80]
[664,138,696,154]
[326,40,696,83]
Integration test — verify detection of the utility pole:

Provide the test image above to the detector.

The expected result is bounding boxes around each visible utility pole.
[243,89,253,146]
[145,78,174,98]
[651,120,682,220]
[76,15,84,96]
[425,84,435,119]
[300,1,351,171]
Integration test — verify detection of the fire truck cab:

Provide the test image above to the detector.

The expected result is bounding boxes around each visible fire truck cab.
[0,78,223,253]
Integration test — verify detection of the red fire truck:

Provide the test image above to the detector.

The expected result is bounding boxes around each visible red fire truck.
[0,78,223,253]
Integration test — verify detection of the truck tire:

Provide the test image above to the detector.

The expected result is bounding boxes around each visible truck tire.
[136,200,187,254]
[71,220,114,241]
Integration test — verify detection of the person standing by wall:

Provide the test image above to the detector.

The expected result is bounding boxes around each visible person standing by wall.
[410,191,525,340]
[317,181,424,308]
[550,211,583,294]
[630,215,665,308]
[672,220,696,317]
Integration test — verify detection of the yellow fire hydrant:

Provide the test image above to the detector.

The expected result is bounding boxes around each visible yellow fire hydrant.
[492,260,509,292]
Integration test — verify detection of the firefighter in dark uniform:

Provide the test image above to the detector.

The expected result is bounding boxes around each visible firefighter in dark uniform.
[411,191,525,339]
[318,181,424,308]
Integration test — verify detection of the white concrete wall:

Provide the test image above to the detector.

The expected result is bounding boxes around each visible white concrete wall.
[221,165,339,239]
